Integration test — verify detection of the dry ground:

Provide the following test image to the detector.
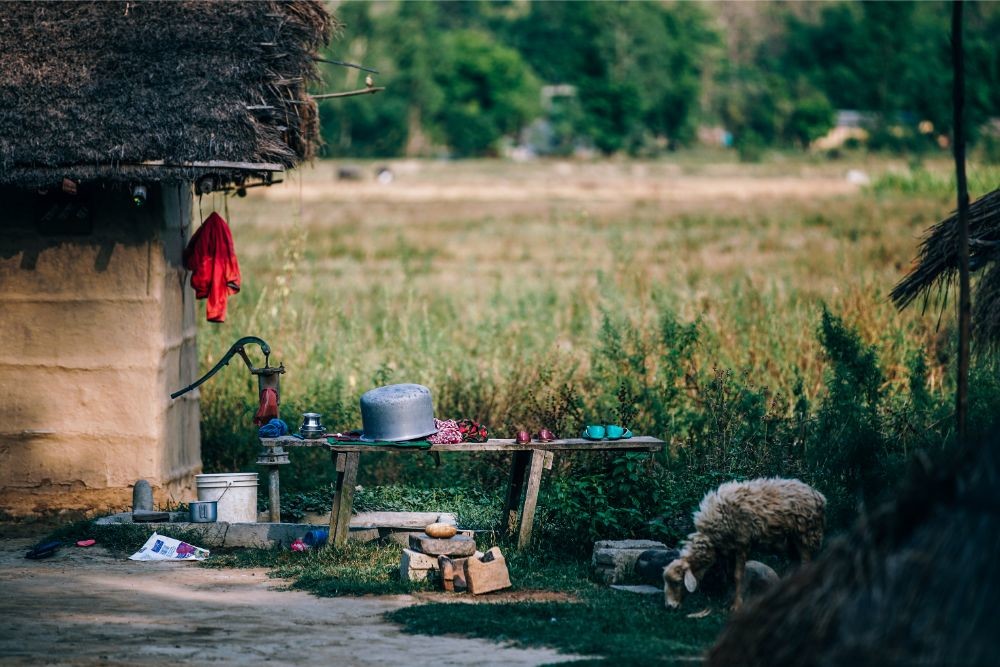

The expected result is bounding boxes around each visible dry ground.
[0,538,581,666]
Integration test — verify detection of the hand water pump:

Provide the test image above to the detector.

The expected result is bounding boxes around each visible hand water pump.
[170,336,285,424]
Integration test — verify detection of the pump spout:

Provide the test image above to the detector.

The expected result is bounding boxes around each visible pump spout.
[170,336,284,400]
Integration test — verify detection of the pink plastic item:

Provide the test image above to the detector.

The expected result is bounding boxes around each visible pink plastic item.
[290,538,308,552]
[76,539,96,547]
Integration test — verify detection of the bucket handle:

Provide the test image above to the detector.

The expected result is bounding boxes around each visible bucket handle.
[215,481,234,502]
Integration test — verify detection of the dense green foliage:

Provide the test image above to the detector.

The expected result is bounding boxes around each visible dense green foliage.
[320,1,1000,158]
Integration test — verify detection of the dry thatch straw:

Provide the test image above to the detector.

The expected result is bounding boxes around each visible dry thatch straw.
[0,0,335,188]
[706,431,1000,667]
[891,188,1000,341]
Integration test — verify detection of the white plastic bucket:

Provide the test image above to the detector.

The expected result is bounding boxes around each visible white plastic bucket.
[196,473,258,524]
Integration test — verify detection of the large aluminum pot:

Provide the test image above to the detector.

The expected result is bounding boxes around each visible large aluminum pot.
[359,383,438,442]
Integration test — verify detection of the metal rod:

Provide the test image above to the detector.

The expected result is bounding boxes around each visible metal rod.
[313,56,379,74]
[311,87,385,100]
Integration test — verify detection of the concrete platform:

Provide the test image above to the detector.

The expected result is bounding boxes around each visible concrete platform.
[94,511,460,549]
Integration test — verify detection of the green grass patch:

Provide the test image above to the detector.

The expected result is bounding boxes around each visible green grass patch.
[387,555,728,666]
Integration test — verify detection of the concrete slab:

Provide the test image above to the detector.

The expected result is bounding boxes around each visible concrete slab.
[610,585,662,596]
[94,511,461,549]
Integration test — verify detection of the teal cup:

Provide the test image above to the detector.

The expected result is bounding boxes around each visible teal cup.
[605,425,625,439]
[584,424,606,439]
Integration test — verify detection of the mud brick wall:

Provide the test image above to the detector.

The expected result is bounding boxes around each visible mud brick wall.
[0,183,200,516]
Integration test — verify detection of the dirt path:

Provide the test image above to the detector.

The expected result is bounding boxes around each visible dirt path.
[0,539,581,666]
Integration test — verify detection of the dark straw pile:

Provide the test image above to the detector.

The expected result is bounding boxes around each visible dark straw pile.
[707,430,1000,667]
[0,1,333,188]
[891,188,1000,342]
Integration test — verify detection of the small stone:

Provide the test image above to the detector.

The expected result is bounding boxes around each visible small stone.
[132,479,153,512]
[743,560,779,599]
[409,533,476,557]
[400,548,440,582]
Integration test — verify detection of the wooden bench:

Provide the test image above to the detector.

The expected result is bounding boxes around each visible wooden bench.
[258,436,665,549]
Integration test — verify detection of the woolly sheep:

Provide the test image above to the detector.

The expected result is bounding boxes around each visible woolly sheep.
[663,477,825,610]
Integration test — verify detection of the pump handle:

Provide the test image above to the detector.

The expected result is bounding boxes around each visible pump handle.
[170,336,276,400]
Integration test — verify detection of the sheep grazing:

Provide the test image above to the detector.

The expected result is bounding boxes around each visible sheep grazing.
[705,434,1000,667]
[663,478,826,610]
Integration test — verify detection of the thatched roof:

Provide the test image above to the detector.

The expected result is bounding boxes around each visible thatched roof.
[0,0,334,189]
[891,188,1000,341]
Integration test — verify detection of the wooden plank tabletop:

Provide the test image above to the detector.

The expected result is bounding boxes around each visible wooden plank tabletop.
[259,435,665,453]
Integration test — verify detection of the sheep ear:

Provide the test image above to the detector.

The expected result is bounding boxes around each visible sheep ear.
[684,569,698,593]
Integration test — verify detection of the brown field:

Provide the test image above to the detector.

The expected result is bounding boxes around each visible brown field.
[207,156,971,405]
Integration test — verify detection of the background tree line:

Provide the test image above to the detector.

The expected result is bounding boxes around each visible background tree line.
[318,0,1000,159]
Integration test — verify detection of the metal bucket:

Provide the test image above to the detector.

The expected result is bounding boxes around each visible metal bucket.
[189,500,218,523]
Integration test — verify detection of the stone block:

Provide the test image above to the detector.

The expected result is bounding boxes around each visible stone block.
[438,552,483,592]
[387,528,473,547]
[132,480,153,512]
[401,548,441,582]
[593,539,667,550]
[465,547,512,595]
[610,584,662,596]
[635,548,681,584]
[744,560,779,599]
[591,539,668,584]
[223,523,308,549]
[349,527,381,543]
[409,533,477,557]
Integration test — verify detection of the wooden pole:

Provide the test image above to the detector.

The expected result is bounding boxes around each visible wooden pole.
[952,0,971,440]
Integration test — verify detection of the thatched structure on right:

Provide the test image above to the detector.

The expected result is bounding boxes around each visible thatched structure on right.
[890,188,1000,341]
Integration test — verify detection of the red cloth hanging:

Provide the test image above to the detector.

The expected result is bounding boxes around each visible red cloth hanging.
[254,387,279,426]
[183,212,241,322]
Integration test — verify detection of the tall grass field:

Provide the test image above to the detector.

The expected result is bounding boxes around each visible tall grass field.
[197,155,1000,546]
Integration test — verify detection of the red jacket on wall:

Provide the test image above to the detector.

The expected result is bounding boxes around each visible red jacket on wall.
[183,212,241,323]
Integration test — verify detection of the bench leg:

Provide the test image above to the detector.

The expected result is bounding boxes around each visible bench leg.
[501,451,531,538]
[327,451,360,547]
[517,449,547,549]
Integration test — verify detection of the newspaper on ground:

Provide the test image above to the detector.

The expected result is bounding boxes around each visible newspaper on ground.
[129,532,210,562]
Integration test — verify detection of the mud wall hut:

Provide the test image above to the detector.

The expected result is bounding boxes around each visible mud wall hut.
[0,1,332,516]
